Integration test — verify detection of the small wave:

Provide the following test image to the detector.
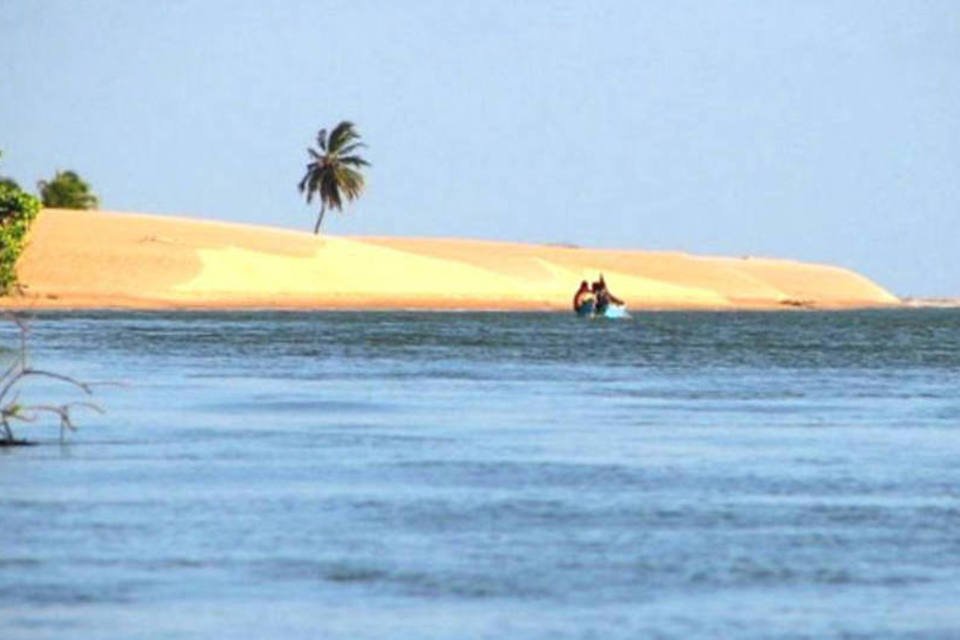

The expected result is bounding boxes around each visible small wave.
[0,558,42,569]
[254,559,387,585]
[252,558,543,599]
[0,581,142,606]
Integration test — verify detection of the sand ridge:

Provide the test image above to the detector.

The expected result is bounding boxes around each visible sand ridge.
[1,209,899,311]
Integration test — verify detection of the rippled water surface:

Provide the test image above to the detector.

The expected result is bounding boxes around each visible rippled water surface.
[2,310,960,639]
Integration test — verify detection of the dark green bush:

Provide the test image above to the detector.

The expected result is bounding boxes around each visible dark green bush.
[0,183,41,295]
[38,170,99,209]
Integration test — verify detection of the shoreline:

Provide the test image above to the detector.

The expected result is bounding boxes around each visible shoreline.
[1,209,901,312]
[1,297,902,313]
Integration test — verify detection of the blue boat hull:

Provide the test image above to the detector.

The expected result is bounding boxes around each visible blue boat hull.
[575,301,629,319]
[575,300,596,317]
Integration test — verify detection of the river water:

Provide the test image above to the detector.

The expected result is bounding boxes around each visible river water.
[2,310,959,639]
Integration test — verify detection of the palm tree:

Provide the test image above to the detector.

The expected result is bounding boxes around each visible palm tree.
[298,121,370,234]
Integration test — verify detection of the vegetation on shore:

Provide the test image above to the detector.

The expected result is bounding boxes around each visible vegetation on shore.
[0,153,102,445]
[38,170,99,209]
[0,151,100,295]
[0,152,41,295]
[298,121,370,234]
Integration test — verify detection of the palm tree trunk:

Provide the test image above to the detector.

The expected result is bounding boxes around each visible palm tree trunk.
[314,204,326,234]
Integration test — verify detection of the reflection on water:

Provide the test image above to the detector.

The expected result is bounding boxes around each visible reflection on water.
[2,310,960,639]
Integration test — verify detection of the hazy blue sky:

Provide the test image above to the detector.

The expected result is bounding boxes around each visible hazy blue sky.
[2,1,957,296]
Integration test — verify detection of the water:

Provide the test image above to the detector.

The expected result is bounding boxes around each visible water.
[2,310,959,639]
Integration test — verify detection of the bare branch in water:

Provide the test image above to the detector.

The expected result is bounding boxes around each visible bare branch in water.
[1,314,103,445]
[21,368,94,394]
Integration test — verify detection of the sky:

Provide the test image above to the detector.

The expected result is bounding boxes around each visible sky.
[1,1,958,296]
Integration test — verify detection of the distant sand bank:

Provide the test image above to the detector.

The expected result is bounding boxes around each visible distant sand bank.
[0,209,900,311]
[902,298,960,308]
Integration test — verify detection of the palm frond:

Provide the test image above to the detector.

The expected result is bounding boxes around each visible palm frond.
[335,166,366,201]
[328,121,358,153]
[339,155,370,168]
[335,141,367,157]
[298,162,320,194]
[316,129,327,151]
[306,170,323,204]
[322,171,343,211]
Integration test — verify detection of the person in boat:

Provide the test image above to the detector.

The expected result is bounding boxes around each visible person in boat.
[591,275,623,312]
[573,280,595,313]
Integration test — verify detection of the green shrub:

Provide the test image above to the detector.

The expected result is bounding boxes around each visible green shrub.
[0,183,41,295]
[38,170,99,209]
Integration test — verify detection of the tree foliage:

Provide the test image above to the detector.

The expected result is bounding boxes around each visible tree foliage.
[298,121,370,234]
[0,179,40,295]
[38,170,99,210]
[0,156,102,445]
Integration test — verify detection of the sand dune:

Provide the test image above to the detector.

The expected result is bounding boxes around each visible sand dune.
[0,209,899,311]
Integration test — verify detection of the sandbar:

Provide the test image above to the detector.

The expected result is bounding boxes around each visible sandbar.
[0,209,900,311]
